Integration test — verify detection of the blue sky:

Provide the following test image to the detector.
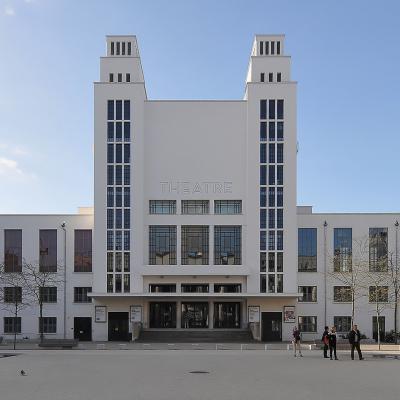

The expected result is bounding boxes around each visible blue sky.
[0,0,399,214]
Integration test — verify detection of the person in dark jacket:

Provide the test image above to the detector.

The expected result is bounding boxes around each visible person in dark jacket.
[322,326,329,358]
[329,326,338,360]
[348,324,364,360]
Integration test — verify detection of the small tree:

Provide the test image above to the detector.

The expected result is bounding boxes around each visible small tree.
[22,262,64,342]
[0,264,30,349]
[388,250,400,344]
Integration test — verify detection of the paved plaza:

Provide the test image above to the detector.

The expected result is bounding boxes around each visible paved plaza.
[0,350,399,400]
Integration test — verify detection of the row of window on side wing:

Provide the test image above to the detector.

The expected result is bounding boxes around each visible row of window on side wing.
[149,200,242,215]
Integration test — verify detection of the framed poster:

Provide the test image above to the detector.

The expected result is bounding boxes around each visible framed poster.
[130,305,142,323]
[95,306,107,323]
[248,306,260,323]
[283,306,295,323]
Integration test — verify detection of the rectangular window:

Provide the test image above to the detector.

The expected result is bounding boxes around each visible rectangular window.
[117,73,122,83]
[74,287,92,303]
[214,284,242,293]
[334,316,352,332]
[149,284,176,293]
[369,228,388,271]
[107,122,114,142]
[277,252,283,272]
[181,284,209,293]
[124,122,130,141]
[110,42,114,56]
[4,229,22,273]
[277,209,283,229]
[269,143,275,163]
[268,274,275,293]
[268,252,275,272]
[298,316,317,333]
[116,122,122,141]
[124,165,130,185]
[260,274,266,292]
[265,41,269,55]
[260,122,267,140]
[260,100,267,119]
[214,200,242,214]
[277,165,283,185]
[259,41,264,55]
[126,73,130,82]
[277,99,284,119]
[116,42,120,55]
[107,144,114,163]
[107,100,114,120]
[107,252,113,272]
[268,165,275,185]
[277,41,281,55]
[115,187,122,207]
[121,42,125,55]
[268,187,275,207]
[260,187,266,207]
[260,209,266,229]
[124,100,130,120]
[334,286,352,302]
[107,274,113,293]
[74,230,92,272]
[277,121,284,141]
[298,286,317,302]
[269,121,275,140]
[369,286,389,303]
[115,231,122,251]
[260,143,266,163]
[39,287,57,303]
[127,42,131,55]
[39,229,57,272]
[124,188,130,210]
[271,41,275,55]
[115,165,122,185]
[107,209,114,229]
[277,231,283,250]
[277,187,283,207]
[124,231,130,250]
[334,228,352,272]
[277,274,283,293]
[124,209,130,229]
[4,287,22,303]
[260,72,265,82]
[277,72,282,82]
[4,317,21,334]
[269,100,275,119]
[115,209,122,229]
[115,144,122,163]
[277,143,283,163]
[298,228,317,271]
[260,252,267,272]
[181,226,209,265]
[115,252,122,272]
[107,231,113,251]
[39,317,57,334]
[181,200,209,215]
[116,100,122,120]
[214,226,241,265]
[107,187,114,207]
[149,200,176,214]
[109,73,114,83]
[124,252,130,272]
[149,226,177,265]
[268,209,275,229]
[124,144,130,163]
[268,72,273,82]
[107,165,114,185]
[260,165,267,185]
[268,231,275,250]
[260,231,266,251]
[116,274,122,293]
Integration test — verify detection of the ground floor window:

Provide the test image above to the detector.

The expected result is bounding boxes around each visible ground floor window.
[39,317,57,333]
[181,303,208,328]
[4,317,21,334]
[149,302,176,328]
[298,316,317,333]
[333,316,351,333]
[214,302,241,328]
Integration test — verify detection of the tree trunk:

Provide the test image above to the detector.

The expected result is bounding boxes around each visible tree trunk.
[395,289,398,345]
[13,302,17,350]
[376,301,381,351]
[39,303,44,343]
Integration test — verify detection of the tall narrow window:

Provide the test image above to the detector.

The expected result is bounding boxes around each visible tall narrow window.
[124,122,130,141]
[214,226,241,265]
[265,41,269,55]
[269,122,275,140]
[260,100,267,119]
[334,228,352,272]
[124,100,130,120]
[107,100,114,120]
[4,230,22,273]
[127,42,131,55]
[269,100,275,119]
[74,230,92,272]
[109,73,114,82]
[260,143,266,163]
[369,228,388,271]
[118,73,122,83]
[110,42,114,56]
[298,228,317,271]
[268,73,273,82]
[122,42,125,55]
[149,226,177,265]
[276,41,281,55]
[116,100,122,120]
[269,143,275,163]
[260,73,265,82]
[260,121,267,140]
[39,230,57,272]
[126,73,131,82]
[107,144,114,163]
[116,42,120,55]
[277,72,282,82]
[277,99,284,119]
[271,41,275,55]
[116,122,122,141]
[107,122,114,142]
[259,41,264,55]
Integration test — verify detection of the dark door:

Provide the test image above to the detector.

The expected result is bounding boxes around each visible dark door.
[74,317,92,341]
[261,312,282,342]
[108,312,130,341]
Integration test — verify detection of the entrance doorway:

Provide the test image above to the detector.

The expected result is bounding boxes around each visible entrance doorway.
[108,312,130,341]
[181,303,208,328]
[261,312,282,342]
[74,317,92,341]
[149,302,177,328]
[372,316,385,342]
[214,302,241,328]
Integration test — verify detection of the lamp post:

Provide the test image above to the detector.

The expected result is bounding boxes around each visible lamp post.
[395,220,399,344]
[323,220,328,328]
[61,222,67,339]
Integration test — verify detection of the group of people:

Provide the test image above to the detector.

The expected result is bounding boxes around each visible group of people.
[292,324,364,360]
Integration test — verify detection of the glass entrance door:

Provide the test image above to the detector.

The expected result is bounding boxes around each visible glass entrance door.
[213,302,241,328]
[181,303,209,328]
[149,302,177,328]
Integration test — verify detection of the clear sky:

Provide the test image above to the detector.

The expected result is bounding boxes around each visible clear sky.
[0,0,399,214]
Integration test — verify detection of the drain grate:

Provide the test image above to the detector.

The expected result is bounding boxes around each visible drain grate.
[0,354,19,358]
[189,370,210,374]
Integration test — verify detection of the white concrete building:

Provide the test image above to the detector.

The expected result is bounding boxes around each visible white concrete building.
[0,35,399,342]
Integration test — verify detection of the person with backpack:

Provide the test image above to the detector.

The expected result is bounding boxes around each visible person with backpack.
[322,326,329,358]
[292,326,303,357]
[348,324,364,360]
[329,326,338,360]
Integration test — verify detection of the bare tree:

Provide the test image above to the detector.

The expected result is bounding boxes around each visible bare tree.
[21,262,64,343]
[0,264,30,349]
[328,238,369,324]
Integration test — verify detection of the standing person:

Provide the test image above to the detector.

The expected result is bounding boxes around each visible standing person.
[348,324,364,360]
[329,326,338,360]
[292,326,303,357]
[322,326,329,358]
